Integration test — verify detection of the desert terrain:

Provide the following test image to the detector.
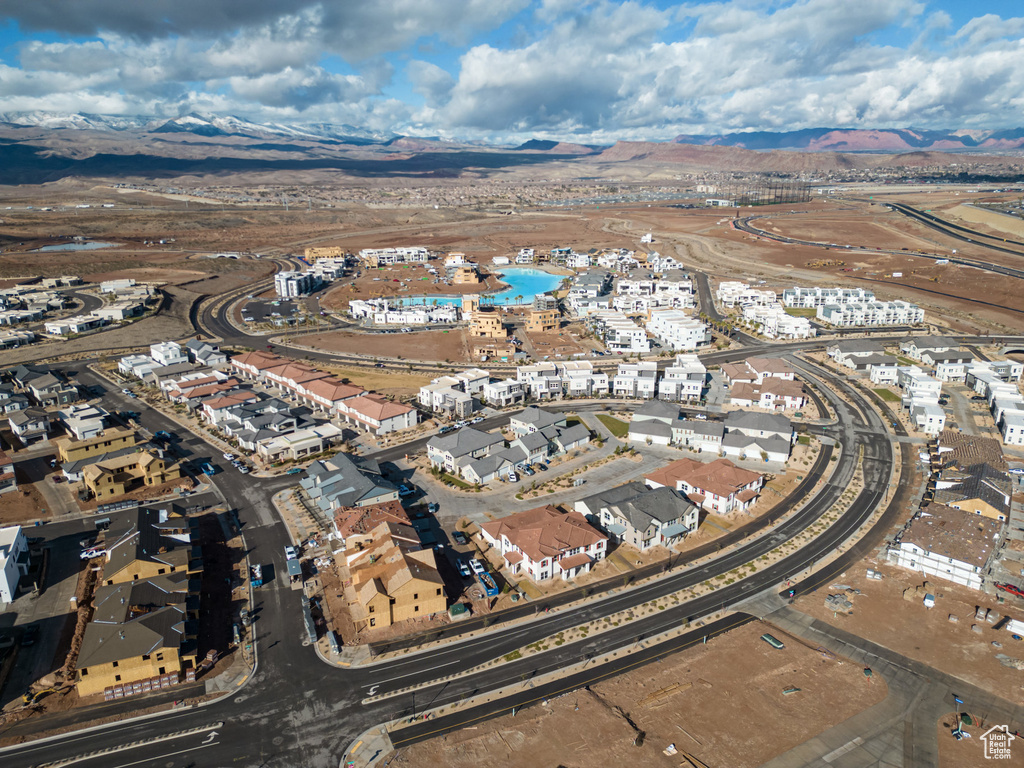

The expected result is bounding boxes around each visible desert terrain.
[389,621,886,768]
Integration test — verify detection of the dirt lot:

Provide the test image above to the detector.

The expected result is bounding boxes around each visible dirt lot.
[0,473,52,525]
[390,621,886,768]
[609,199,1024,334]
[795,559,1024,706]
[297,328,472,363]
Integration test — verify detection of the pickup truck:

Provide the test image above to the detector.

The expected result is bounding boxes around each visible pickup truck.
[201,462,217,476]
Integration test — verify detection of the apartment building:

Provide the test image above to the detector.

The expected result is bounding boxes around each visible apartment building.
[613,361,659,399]
[657,354,707,402]
[716,281,777,308]
[645,309,709,350]
[588,309,650,353]
[893,503,1002,590]
[525,309,559,333]
[357,247,429,267]
[817,300,924,327]
[781,286,874,308]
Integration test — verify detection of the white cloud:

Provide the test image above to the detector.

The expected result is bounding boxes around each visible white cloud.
[2,0,1024,140]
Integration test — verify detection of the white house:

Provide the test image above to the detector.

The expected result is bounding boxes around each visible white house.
[480,505,607,581]
[0,525,28,603]
[150,341,187,367]
[658,354,706,402]
[645,309,709,350]
[613,361,659,399]
[893,504,1001,590]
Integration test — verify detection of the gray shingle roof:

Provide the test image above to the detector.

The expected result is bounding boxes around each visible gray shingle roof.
[426,426,504,458]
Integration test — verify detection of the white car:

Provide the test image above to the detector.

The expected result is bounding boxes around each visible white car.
[507,472,518,483]
[469,559,486,575]
[223,453,236,461]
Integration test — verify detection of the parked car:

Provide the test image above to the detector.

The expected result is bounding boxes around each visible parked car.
[523,466,535,476]
[223,452,236,461]
[398,484,415,497]
[286,467,304,475]
[80,546,104,560]
[154,430,172,440]
[469,559,486,575]
[201,462,217,476]
[452,530,468,545]
[535,463,547,471]
[284,545,299,561]
[470,416,484,424]
[457,561,471,577]
[238,465,250,474]
[427,502,439,514]
[507,472,518,483]
[374,363,385,368]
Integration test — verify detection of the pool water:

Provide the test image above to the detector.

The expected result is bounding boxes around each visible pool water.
[397,268,563,308]
[33,241,121,252]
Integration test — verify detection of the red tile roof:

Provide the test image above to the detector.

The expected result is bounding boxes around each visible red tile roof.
[481,505,606,563]
[645,457,763,501]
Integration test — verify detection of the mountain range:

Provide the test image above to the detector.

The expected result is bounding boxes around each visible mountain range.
[1,111,1022,186]
[673,127,1024,152]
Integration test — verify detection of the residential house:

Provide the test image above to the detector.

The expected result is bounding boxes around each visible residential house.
[645,457,764,514]
[933,462,1012,522]
[338,394,416,435]
[76,572,198,697]
[59,403,108,440]
[900,336,959,361]
[645,309,709,350]
[426,428,504,474]
[480,505,608,581]
[347,521,446,630]
[300,454,399,515]
[0,451,15,495]
[576,482,699,551]
[149,342,188,367]
[333,500,413,548]
[729,378,808,412]
[658,354,707,402]
[83,449,182,499]
[9,408,49,445]
[0,526,28,602]
[482,378,526,407]
[185,339,228,367]
[827,340,892,371]
[893,503,1002,590]
[613,361,659,399]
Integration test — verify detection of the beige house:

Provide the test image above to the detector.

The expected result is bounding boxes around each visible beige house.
[83,450,182,499]
[526,309,559,333]
[348,521,446,630]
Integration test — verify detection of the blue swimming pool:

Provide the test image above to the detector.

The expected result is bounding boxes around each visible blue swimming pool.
[396,267,564,308]
[32,241,121,252]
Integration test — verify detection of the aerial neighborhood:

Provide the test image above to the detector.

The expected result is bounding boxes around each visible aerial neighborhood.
[2,193,1024,768]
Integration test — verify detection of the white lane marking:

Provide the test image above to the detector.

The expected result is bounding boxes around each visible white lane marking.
[367,685,380,696]
[108,741,219,768]
[361,658,462,688]
[202,731,219,744]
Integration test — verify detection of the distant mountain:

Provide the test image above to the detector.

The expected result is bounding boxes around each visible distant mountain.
[513,139,599,154]
[0,110,397,144]
[673,127,1024,153]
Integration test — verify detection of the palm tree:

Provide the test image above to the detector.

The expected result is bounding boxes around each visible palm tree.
[515,294,524,306]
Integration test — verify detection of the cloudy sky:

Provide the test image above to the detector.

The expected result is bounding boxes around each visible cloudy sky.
[0,0,1022,141]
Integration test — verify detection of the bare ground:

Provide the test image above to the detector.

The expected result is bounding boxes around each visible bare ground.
[390,621,886,768]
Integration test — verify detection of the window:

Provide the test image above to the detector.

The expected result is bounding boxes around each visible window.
[81,668,88,676]
[414,605,420,612]
[368,605,375,613]
[159,667,166,675]
[112,661,119,668]
[156,653,164,661]
[413,593,418,600]
[142,654,150,661]
[115,675,121,682]
[436,588,441,596]
[369,618,376,627]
